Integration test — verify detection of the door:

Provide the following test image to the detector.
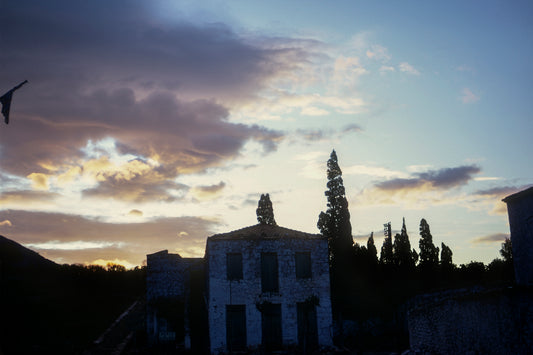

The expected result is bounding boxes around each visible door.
[226,305,246,351]
[261,303,282,351]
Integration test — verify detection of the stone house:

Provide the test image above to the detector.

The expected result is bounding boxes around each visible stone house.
[206,223,333,353]
[146,250,202,346]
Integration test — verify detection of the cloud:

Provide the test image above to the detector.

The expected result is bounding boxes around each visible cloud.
[471,184,532,215]
[379,65,395,74]
[27,173,50,190]
[0,190,59,206]
[366,45,391,62]
[399,62,420,75]
[471,233,509,244]
[461,88,480,104]
[0,0,300,188]
[375,165,480,192]
[295,124,363,143]
[0,210,220,265]
[191,181,226,200]
[128,209,143,217]
[0,220,13,227]
[356,165,481,209]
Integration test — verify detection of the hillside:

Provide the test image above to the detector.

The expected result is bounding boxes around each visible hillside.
[0,235,145,354]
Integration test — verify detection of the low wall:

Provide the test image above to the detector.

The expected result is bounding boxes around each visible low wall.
[408,286,533,354]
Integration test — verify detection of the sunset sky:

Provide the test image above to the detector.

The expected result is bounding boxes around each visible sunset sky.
[1,0,532,268]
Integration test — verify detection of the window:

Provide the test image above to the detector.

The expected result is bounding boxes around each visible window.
[295,252,312,279]
[227,253,243,280]
[261,252,279,292]
[226,305,247,351]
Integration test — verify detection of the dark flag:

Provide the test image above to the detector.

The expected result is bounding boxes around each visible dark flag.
[1,80,28,124]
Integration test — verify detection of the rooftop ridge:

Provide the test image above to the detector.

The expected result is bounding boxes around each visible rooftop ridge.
[208,223,323,240]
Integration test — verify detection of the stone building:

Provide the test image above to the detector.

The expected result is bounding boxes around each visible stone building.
[503,185,533,286]
[146,250,202,346]
[206,223,333,353]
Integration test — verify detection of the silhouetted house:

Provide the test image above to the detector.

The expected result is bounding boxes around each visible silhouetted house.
[206,223,333,353]
[503,185,533,286]
[146,250,202,347]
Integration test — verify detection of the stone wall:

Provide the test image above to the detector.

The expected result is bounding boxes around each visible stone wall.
[206,237,333,353]
[408,287,533,354]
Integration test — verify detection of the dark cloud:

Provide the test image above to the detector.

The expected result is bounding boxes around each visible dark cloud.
[375,165,480,192]
[0,0,303,181]
[473,185,532,198]
[0,209,220,265]
[471,233,509,244]
[296,124,363,142]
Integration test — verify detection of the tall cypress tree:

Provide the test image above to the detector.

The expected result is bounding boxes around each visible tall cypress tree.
[317,150,353,322]
[367,232,378,265]
[380,222,393,265]
[393,218,414,269]
[317,150,353,263]
[419,218,439,270]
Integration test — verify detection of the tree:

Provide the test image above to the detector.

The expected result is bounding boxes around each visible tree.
[393,218,414,269]
[317,150,353,262]
[418,218,439,270]
[367,232,378,265]
[500,237,512,263]
[380,222,393,265]
[256,193,277,225]
[440,242,454,271]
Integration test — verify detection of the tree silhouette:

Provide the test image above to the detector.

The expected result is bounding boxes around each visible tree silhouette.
[418,218,439,270]
[393,218,414,269]
[317,150,353,262]
[367,232,378,265]
[256,193,277,225]
[440,242,454,271]
[380,223,393,265]
[499,237,512,263]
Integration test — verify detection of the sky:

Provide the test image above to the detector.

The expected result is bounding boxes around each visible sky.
[1,0,532,268]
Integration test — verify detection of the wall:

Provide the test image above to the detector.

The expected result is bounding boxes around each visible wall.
[408,287,533,354]
[504,187,533,286]
[206,237,333,353]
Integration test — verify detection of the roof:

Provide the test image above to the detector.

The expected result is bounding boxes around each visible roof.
[208,223,324,241]
[502,186,533,203]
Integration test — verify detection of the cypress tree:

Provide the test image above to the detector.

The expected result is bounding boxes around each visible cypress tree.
[419,218,439,270]
[317,150,353,263]
[380,222,393,265]
[256,193,277,225]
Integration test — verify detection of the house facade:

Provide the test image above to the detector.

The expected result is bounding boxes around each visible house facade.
[206,223,333,353]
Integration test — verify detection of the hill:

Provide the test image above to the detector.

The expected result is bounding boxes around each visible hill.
[0,235,145,354]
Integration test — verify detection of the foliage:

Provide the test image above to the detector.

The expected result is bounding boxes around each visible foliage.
[440,242,454,270]
[500,237,512,263]
[317,150,353,263]
[392,218,415,269]
[380,225,393,265]
[256,193,277,225]
[418,218,439,270]
[366,232,378,265]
